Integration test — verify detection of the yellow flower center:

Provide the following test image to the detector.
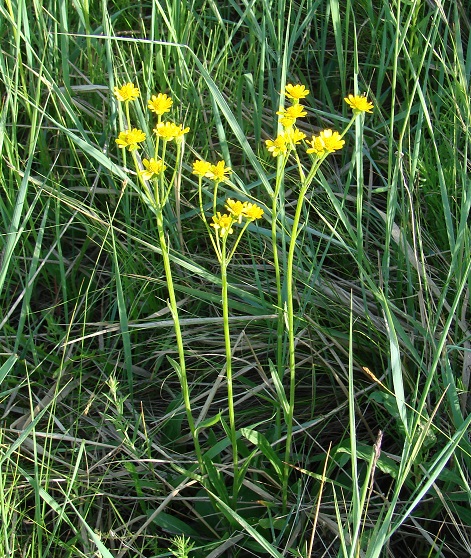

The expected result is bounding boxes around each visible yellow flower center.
[115,128,146,151]
[285,83,310,100]
[140,158,166,180]
[306,129,345,156]
[148,93,173,115]
[207,161,232,183]
[114,83,140,102]
[344,94,374,114]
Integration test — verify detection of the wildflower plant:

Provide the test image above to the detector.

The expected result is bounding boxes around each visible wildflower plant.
[113,83,204,475]
[265,84,374,510]
[113,79,371,513]
[194,159,264,504]
[6,2,471,555]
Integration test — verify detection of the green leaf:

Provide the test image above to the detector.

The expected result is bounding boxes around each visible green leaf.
[239,427,284,480]
[147,511,200,537]
[195,413,222,434]
[0,354,18,385]
[167,355,182,383]
[334,441,400,479]
[203,454,230,507]
[205,491,285,558]
[268,359,289,420]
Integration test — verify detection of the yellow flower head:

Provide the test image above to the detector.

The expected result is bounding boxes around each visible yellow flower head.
[306,129,345,156]
[207,161,232,183]
[140,158,166,180]
[225,198,264,222]
[148,93,173,115]
[115,128,146,151]
[285,83,309,101]
[279,116,295,129]
[225,198,246,223]
[154,121,190,142]
[114,83,140,102]
[192,159,212,177]
[265,128,305,157]
[265,134,288,157]
[277,104,307,128]
[243,202,264,221]
[286,128,306,144]
[211,212,234,237]
[344,94,374,114]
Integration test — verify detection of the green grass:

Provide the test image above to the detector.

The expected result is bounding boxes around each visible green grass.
[1,0,471,556]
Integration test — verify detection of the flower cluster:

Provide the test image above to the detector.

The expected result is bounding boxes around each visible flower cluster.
[306,129,345,156]
[226,198,264,221]
[265,128,306,157]
[211,213,234,237]
[265,83,310,157]
[276,104,307,128]
[210,198,264,238]
[114,83,190,187]
[265,85,374,159]
[192,159,232,183]
[154,121,190,143]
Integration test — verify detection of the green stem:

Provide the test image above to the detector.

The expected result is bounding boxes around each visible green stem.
[272,155,289,389]
[197,177,219,258]
[131,155,204,478]
[221,241,239,506]
[282,182,307,510]
[282,153,323,511]
[125,102,131,130]
[155,208,204,474]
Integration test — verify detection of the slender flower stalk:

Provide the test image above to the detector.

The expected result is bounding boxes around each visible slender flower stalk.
[115,89,204,478]
[220,234,238,503]
[134,146,204,473]
[266,140,291,437]
[202,185,263,506]
[282,151,324,510]
[265,85,374,511]
[265,100,308,439]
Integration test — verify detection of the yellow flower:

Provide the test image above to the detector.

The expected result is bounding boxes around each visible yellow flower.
[305,135,325,156]
[225,198,246,223]
[306,129,344,156]
[286,128,306,144]
[114,83,140,102]
[115,128,146,151]
[285,83,309,100]
[344,94,374,114]
[225,198,264,222]
[140,158,166,180]
[277,104,307,128]
[148,93,173,115]
[210,212,234,237]
[243,202,264,220]
[154,121,190,142]
[192,159,212,177]
[265,134,288,157]
[207,161,232,183]
[279,116,295,128]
